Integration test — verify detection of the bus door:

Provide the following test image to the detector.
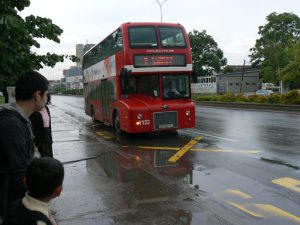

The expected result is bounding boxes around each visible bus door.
[101,80,110,121]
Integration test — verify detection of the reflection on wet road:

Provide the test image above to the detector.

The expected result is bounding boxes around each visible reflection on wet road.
[50,95,300,225]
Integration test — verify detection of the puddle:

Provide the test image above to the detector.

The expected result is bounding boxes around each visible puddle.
[86,148,193,183]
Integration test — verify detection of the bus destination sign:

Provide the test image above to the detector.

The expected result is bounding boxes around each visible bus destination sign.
[134,54,186,67]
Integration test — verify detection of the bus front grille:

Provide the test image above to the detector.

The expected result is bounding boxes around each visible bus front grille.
[153,111,178,130]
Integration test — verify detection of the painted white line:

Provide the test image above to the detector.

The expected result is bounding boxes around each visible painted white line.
[184,130,239,142]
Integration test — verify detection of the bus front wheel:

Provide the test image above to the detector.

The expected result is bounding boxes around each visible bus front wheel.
[114,111,123,135]
[91,106,96,123]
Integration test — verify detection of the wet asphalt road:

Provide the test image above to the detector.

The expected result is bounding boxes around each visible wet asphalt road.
[49,95,300,225]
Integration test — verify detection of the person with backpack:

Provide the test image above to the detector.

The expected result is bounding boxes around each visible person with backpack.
[1,157,65,225]
[0,71,49,218]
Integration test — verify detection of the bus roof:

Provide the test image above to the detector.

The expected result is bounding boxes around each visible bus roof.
[84,22,186,56]
[120,22,183,27]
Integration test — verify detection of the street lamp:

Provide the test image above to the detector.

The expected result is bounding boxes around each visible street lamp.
[155,0,168,22]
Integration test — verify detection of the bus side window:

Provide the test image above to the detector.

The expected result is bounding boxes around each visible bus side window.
[114,28,123,50]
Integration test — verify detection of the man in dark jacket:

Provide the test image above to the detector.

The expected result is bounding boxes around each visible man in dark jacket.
[0,71,49,219]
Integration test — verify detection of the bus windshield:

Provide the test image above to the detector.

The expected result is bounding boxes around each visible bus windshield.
[163,74,190,99]
[123,74,190,99]
[122,75,160,97]
[129,26,158,48]
[159,27,186,47]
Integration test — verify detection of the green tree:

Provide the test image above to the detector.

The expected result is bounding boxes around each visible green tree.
[188,30,227,78]
[0,0,76,102]
[249,12,300,83]
[222,65,234,74]
[280,40,300,87]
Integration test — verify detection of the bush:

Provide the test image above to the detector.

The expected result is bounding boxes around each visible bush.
[280,89,300,104]
[51,86,83,96]
[247,95,257,102]
[193,94,221,101]
[220,93,236,102]
[236,93,248,102]
[254,95,267,103]
[191,91,300,105]
[266,93,281,104]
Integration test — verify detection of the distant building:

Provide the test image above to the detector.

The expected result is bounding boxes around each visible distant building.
[224,65,253,73]
[76,44,84,66]
[76,43,95,66]
[65,66,83,89]
[48,80,61,87]
[61,44,95,89]
[192,70,260,94]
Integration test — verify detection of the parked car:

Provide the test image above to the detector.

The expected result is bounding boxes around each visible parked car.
[256,89,274,96]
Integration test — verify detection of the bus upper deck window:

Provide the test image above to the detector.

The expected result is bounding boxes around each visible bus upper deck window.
[129,26,158,48]
[159,27,186,47]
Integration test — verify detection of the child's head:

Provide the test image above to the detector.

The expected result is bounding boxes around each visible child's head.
[25,157,64,199]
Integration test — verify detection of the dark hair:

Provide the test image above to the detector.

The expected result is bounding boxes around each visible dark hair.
[26,157,64,199]
[15,71,49,101]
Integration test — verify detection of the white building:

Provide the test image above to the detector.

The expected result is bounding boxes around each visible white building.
[65,66,83,89]
[192,70,260,94]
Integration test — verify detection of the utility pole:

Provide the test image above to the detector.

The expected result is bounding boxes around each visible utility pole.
[240,60,246,93]
[155,0,168,22]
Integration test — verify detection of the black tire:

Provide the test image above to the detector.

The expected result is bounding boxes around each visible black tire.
[91,106,96,123]
[114,111,123,135]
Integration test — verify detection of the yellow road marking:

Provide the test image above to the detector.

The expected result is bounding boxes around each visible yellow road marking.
[96,131,113,139]
[103,136,112,139]
[96,131,104,136]
[223,189,300,223]
[254,204,300,223]
[137,146,180,150]
[225,189,253,199]
[272,177,300,193]
[168,136,202,163]
[227,201,263,218]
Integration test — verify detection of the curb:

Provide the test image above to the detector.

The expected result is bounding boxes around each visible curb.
[194,101,300,113]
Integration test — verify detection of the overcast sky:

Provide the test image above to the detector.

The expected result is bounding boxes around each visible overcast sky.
[21,0,300,80]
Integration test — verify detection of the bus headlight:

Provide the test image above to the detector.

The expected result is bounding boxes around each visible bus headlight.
[185,110,191,116]
[137,113,143,120]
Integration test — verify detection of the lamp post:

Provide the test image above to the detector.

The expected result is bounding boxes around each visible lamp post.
[155,0,168,22]
[239,60,246,93]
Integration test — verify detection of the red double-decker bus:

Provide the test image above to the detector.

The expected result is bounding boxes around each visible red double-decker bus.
[83,22,195,134]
